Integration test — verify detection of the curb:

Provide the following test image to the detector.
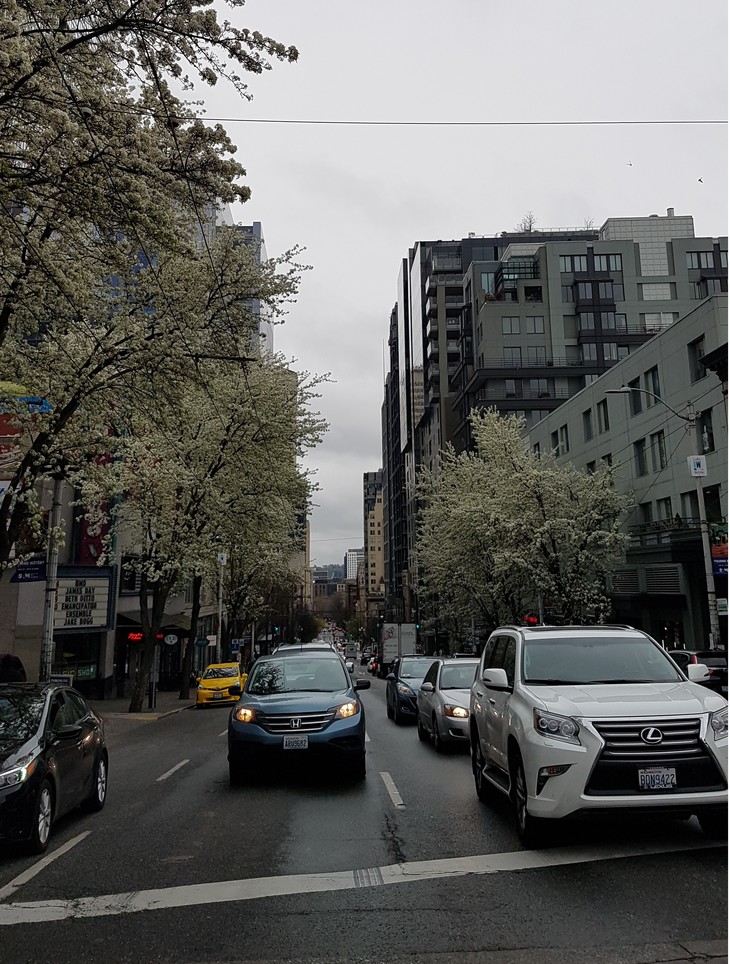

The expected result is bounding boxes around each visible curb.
[157,703,195,719]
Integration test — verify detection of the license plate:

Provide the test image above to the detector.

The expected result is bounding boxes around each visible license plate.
[214,693,223,700]
[283,734,309,750]
[638,767,676,790]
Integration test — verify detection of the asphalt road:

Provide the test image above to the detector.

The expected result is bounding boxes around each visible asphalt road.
[0,668,726,964]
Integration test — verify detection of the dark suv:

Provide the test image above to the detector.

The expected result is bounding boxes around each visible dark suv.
[668,649,728,695]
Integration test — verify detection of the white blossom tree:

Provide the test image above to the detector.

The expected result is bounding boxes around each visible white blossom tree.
[416,409,632,633]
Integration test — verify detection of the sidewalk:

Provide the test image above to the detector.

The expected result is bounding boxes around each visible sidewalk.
[88,688,194,723]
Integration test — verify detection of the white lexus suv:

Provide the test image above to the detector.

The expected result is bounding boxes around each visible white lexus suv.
[469,625,728,846]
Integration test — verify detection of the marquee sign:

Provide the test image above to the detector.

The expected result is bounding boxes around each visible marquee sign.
[54,576,111,630]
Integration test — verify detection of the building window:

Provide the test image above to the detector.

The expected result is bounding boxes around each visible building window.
[561,285,574,303]
[640,283,673,300]
[481,271,495,294]
[634,438,648,476]
[706,278,722,294]
[533,442,541,456]
[686,251,714,269]
[600,311,616,329]
[524,286,542,303]
[526,315,544,333]
[601,452,613,467]
[594,254,608,271]
[505,378,518,398]
[720,250,728,268]
[598,281,613,299]
[579,312,595,330]
[644,366,660,402]
[529,378,550,398]
[628,377,642,415]
[597,399,610,434]
[687,335,706,382]
[577,282,592,300]
[681,490,699,519]
[615,313,628,330]
[639,502,653,523]
[656,497,673,520]
[650,430,667,472]
[698,409,715,453]
[502,316,520,334]
[583,409,594,442]
[581,343,597,362]
[575,255,587,272]
[526,346,547,365]
[503,346,521,367]
[530,409,547,423]
[617,345,630,360]
[550,430,559,452]
[609,254,623,271]
[586,461,596,474]
[604,343,618,362]
[559,424,569,455]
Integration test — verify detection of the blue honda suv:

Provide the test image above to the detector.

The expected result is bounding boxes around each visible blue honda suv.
[227,651,370,785]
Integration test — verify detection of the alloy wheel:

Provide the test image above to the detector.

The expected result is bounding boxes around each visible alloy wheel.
[37,787,52,845]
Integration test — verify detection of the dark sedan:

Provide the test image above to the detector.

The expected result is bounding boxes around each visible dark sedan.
[227,652,371,785]
[0,683,108,853]
[668,649,728,695]
[385,656,437,725]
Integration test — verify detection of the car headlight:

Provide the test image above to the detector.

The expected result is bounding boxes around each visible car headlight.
[444,704,468,718]
[336,701,360,719]
[0,753,38,789]
[197,685,205,691]
[234,707,256,723]
[533,708,581,745]
[397,683,414,697]
[710,706,728,741]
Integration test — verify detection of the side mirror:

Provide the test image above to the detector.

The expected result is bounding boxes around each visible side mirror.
[228,683,242,697]
[55,723,82,740]
[420,682,434,692]
[355,678,371,690]
[386,672,395,681]
[481,667,511,690]
[687,663,710,682]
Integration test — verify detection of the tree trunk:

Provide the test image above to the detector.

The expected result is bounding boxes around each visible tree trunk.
[178,573,202,700]
[128,573,175,712]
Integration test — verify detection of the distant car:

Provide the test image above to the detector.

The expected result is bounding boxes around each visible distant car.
[345,659,355,674]
[668,650,728,695]
[386,655,438,724]
[227,651,371,785]
[196,663,247,708]
[0,683,108,853]
[417,658,479,751]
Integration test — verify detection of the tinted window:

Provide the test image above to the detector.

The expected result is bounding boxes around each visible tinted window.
[0,692,44,741]
[203,665,240,679]
[63,691,89,722]
[522,636,682,684]
[439,663,478,689]
[488,637,508,669]
[400,658,436,680]
[247,657,348,695]
[423,662,440,686]
[502,639,516,686]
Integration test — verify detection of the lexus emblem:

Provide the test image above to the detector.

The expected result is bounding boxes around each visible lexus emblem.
[640,727,663,744]
[290,718,302,729]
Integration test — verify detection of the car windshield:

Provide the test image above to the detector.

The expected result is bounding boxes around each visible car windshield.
[440,663,478,689]
[247,657,348,695]
[399,658,435,680]
[522,636,683,685]
[202,666,239,679]
[0,693,45,741]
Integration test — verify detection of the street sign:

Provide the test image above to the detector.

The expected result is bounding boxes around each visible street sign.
[10,556,46,583]
[230,640,240,653]
[49,673,74,685]
[217,551,228,565]
[164,634,178,646]
[717,599,728,617]
[688,455,707,477]
[195,637,209,648]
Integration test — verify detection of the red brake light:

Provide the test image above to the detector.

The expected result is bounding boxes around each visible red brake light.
[690,655,698,663]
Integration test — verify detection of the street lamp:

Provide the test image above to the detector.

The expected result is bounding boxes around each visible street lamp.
[216,550,227,663]
[606,386,720,648]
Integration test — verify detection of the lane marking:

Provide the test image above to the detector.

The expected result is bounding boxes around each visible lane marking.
[0,838,718,924]
[156,760,189,782]
[218,731,227,737]
[0,831,91,902]
[379,771,405,809]
[365,732,370,743]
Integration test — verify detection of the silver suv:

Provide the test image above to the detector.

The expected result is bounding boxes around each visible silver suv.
[469,625,728,846]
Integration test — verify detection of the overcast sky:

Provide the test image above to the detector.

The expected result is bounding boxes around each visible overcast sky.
[203,0,728,567]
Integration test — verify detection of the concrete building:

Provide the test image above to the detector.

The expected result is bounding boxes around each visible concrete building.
[363,471,385,623]
[344,548,364,581]
[528,294,727,649]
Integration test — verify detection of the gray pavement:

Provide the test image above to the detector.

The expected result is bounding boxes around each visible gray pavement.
[88,687,195,725]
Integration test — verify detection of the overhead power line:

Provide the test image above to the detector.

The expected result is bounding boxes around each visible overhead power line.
[186,117,727,128]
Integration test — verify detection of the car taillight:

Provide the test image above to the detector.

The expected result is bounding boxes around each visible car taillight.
[690,655,698,663]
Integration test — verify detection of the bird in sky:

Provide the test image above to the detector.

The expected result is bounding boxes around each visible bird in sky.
[698,177,704,183]
[627,161,633,166]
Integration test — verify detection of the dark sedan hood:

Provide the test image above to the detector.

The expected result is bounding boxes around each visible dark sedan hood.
[0,737,34,770]
[243,689,353,714]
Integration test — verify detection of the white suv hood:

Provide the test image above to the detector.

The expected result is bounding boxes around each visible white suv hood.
[525,680,726,718]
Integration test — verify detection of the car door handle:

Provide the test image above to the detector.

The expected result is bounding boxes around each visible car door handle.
[488,698,496,706]
[475,690,483,697]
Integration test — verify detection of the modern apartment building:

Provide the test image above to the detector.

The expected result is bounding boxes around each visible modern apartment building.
[527,294,727,649]
[363,471,385,621]
[344,548,364,581]
[381,210,727,642]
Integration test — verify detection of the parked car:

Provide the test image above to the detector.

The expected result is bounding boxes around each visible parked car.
[417,658,479,751]
[668,650,728,695]
[386,655,438,724]
[227,651,371,785]
[0,683,108,853]
[470,625,727,847]
[345,659,355,674]
[195,662,247,708]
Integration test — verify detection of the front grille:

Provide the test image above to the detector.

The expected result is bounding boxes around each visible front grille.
[257,711,335,734]
[592,718,702,761]
[586,717,726,796]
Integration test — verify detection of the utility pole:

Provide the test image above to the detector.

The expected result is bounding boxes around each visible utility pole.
[216,551,227,663]
[40,476,63,681]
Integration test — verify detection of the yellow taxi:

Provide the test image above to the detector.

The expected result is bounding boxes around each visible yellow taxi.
[195,662,247,708]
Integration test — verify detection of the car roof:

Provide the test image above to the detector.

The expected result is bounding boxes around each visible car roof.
[496,624,648,641]
[205,662,240,668]
[0,682,68,697]
[262,647,342,660]
[440,657,479,664]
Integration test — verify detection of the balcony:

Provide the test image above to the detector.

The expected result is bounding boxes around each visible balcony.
[427,340,439,360]
[475,387,574,402]
[426,296,438,317]
[477,355,585,370]
[627,517,702,550]
[446,340,460,355]
[427,316,439,339]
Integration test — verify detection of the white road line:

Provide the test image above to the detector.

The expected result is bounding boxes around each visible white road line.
[365,732,370,743]
[0,831,91,902]
[0,838,717,925]
[379,771,405,809]
[156,759,189,782]
[219,730,227,737]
